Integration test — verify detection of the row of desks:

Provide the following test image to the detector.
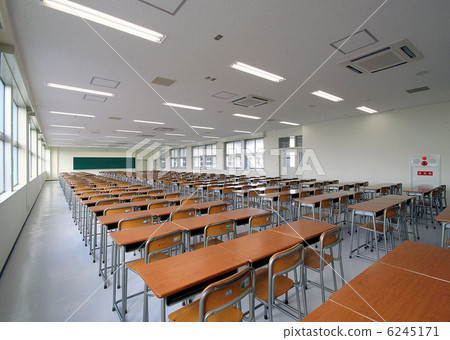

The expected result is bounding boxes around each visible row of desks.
[303,241,450,321]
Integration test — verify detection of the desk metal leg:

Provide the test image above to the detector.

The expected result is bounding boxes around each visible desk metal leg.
[441,222,449,247]
[349,210,355,258]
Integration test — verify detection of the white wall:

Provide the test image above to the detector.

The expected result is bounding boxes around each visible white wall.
[49,147,129,179]
[0,172,47,272]
[301,101,450,188]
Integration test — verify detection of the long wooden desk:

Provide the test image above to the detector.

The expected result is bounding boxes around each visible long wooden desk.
[135,246,249,321]
[301,301,375,322]
[348,195,416,259]
[329,261,450,321]
[435,206,450,247]
[362,183,398,199]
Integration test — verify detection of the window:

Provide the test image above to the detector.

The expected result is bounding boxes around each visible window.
[0,80,4,193]
[12,101,18,186]
[170,148,186,169]
[245,138,264,170]
[279,135,302,148]
[225,140,243,170]
[193,144,216,170]
[159,150,166,169]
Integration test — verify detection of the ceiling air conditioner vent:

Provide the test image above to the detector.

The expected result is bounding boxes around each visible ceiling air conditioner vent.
[153,127,175,132]
[339,39,423,74]
[230,94,273,108]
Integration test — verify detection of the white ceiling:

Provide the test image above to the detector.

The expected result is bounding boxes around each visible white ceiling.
[2,0,450,148]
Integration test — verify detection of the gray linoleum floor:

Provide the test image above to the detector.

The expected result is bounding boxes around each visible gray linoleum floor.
[0,181,443,322]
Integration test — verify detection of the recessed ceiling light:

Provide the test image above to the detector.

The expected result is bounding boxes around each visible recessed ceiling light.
[41,0,166,43]
[191,125,215,130]
[50,124,85,129]
[311,90,343,102]
[233,113,261,120]
[104,136,127,139]
[230,61,286,83]
[165,133,186,136]
[133,120,165,125]
[356,106,378,114]
[47,83,114,97]
[233,130,251,134]
[163,103,204,111]
[49,110,95,118]
[279,121,300,126]
[115,129,142,133]
[51,132,79,136]
[203,136,219,139]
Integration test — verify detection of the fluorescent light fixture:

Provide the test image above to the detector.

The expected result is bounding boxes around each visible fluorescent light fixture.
[233,113,261,120]
[279,121,300,126]
[133,120,165,125]
[191,125,215,130]
[51,132,79,136]
[104,136,127,139]
[50,110,95,118]
[115,129,142,133]
[50,124,85,129]
[233,130,251,134]
[165,133,186,136]
[356,106,378,114]
[41,0,166,43]
[181,140,196,143]
[96,140,116,143]
[230,61,285,83]
[311,90,343,102]
[163,103,204,111]
[152,138,165,141]
[203,136,219,139]
[47,82,114,97]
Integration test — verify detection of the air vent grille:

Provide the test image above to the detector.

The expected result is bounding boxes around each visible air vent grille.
[230,94,273,108]
[339,39,423,74]
[154,127,175,132]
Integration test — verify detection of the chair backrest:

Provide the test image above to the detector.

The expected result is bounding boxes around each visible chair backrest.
[131,195,154,202]
[95,198,120,206]
[353,192,364,202]
[380,186,390,195]
[281,185,290,192]
[321,198,333,209]
[147,201,169,210]
[279,193,291,202]
[165,193,180,198]
[314,189,323,195]
[299,191,310,198]
[181,198,201,205]
[208,204,228,214]
[144,230,184,263]
[265,188,278,194]
[104,206,133,216]
[169,207,196,221]
[204,220,236,247]
[249,213,273,234]
[118,214,153,230]
[318,227,342,264]
[80,190,97,195]
[88,194,111,200]
[384,205,399,219]
[269,243,304,278]
[109,188,123,193]
[199,266,255,322]
[75,185,90,190]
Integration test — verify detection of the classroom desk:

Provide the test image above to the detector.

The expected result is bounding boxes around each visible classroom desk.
[135,246,249,321]
[348,195,415,259]
[217,229,300,268]
[362,183,397,199]
[301,301,375,322]
[436,206,450,247]
[329,262,450,321]
[271,219,338,246]
[325,181,366,192]
[379,240,450,282]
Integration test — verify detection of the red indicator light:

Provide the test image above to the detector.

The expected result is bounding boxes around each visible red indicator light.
[421,161,428,166]
[422,156,427,160]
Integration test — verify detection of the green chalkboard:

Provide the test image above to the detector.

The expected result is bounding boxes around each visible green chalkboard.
[73,157,136,170]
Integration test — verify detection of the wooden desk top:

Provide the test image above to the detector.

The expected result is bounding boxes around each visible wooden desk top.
[363,183,397,191]
[98,209,157,226]
[88,200,149,213]
[348,195,412,213]
[330,262,450,321]
[110,222,182,247]
[404,185,437,194]
[436,206,450,223]
[301,301,374,322]
[217,207,269,220]
[144,200,226,217]
[379,241,450,282]
[136,246,248,298]
[271,219,337,242]
[295,191,359,204]
[217,229,300,263]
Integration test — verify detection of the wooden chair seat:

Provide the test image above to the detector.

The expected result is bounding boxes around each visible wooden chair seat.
[254,267,293,301]
[304,248,333,269]
[358,222,394,233]
[126,253,169,273]
[190,238,223,251]
[168,299,243,322]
